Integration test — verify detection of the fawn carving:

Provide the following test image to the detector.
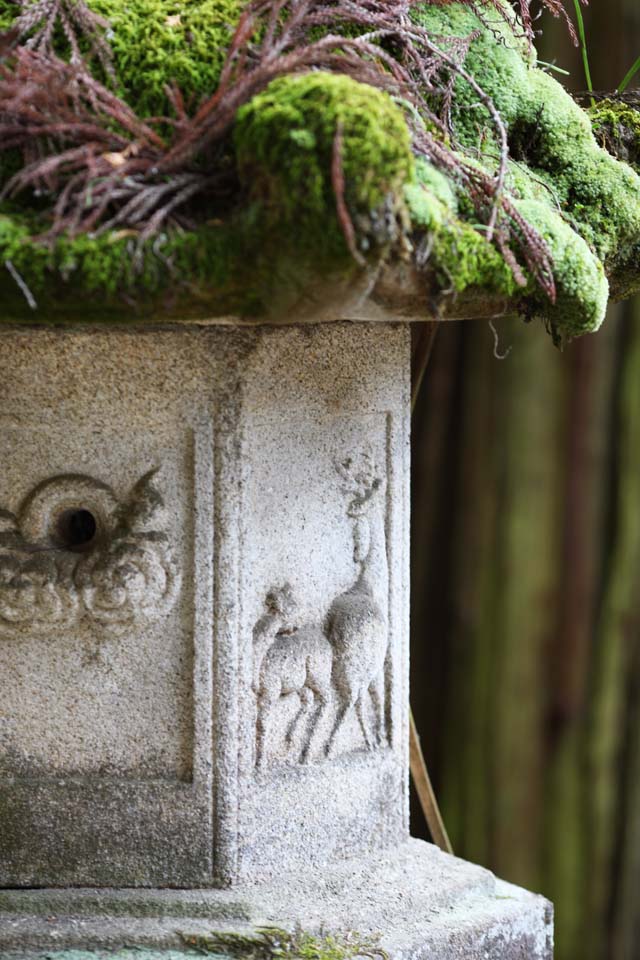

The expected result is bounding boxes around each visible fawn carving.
[253,584,333,769]
[252,448,389,768]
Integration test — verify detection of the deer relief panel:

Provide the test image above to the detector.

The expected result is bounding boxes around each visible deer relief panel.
[251,443,391,770]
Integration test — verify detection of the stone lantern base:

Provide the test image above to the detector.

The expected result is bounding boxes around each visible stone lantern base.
[0,839,551,959]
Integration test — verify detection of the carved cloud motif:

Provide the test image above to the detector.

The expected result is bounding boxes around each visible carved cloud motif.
[0,470,180,637]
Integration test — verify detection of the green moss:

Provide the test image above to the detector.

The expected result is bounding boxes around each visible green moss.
[407,158,458,215]
[92,0,246,115]
[410,1,640,335]
[0,0,246,117]
[0,206,261,319]
[405,161,520,301]
[0,0,13,31]
[590,99,640,171]
[180,926,387,960]
[0,72,413,318]
[0,197,367,322]
[234,72,415,262]
[514,198,609,340]
[2,2,640,338]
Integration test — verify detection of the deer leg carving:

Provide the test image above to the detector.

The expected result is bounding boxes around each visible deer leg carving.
[369,672,386,747]
[286,685,313,747]
[355,693,374,750]
[325,699,351,757]
[300,692,329,763]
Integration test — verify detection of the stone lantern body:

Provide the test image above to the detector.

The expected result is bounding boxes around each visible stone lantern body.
[0,321,409,889]
[0,317,551,959]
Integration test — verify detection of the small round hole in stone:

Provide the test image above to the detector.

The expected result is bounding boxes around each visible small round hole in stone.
[56,508,98,552]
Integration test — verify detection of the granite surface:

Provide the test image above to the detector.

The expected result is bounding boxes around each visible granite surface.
[0,321,409,887]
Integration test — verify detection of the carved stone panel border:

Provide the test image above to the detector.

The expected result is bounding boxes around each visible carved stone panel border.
[0,327,225,887]
[235,320,411,882]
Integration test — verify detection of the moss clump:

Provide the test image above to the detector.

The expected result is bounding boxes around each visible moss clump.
[2,1,640,338]
[0,0,246,117]
[180,926,387,960]
[0,206,267,319]
[0,1,12,31]
[514,197,609,339]
[410,1,640,334]
[234,72,415,262]
[405,159,521,302]
[91,0,245,115]
[589,98,640,171]
[0,66,419,320]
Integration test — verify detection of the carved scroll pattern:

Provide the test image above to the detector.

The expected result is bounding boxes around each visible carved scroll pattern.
[252,448,389,769]
[0,470,180,636]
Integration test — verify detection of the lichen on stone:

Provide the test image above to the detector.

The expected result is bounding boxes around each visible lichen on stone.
[180,926,388,960]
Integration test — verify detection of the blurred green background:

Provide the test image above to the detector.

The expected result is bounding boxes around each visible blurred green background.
[410,3,640,959]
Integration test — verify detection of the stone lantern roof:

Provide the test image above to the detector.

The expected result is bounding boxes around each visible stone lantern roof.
[1,0,639,338]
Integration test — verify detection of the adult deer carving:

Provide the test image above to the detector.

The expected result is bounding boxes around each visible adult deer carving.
[325,449,389,757]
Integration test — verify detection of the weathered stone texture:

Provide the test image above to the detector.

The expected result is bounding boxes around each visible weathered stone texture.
[0,321,409,888]
[0,320,552,960]
[0,840,552,959]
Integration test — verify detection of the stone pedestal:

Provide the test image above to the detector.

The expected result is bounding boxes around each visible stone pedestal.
[0,321,552,958]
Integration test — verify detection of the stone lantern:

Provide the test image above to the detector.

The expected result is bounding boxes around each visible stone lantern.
[0,312,553,959]
[1,1,640,957]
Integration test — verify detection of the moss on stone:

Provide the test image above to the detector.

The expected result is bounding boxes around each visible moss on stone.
[0,0,246,117]
[0,66,419,319]
[234,72,415,262]
[181,926,387,960]
[0,206,262,319]
[589,98,640,171]
[91,0,245,116]
[410,1,640,335]
[514,197,609,340]
[2,0,640,339]
[405,159,521,302]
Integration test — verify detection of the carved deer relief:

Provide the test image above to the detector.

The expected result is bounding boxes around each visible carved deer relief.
[252,447,389,769]
[253,584,333,769]
[325,449,389,757]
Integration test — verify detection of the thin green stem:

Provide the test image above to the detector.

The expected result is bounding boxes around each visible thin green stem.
[573,0,594,107]
[618,54,640,93]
